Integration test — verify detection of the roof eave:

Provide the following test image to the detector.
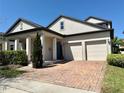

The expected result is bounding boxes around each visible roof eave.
[5,27,64,37]
[64,29,114,37]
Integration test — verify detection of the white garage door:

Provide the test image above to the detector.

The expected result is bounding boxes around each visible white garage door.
[65,42,82,60]
[86,40,107,61]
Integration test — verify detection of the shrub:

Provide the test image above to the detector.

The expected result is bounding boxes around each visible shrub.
[4,51,16,65]
[12,51,28,66]
[107,54,124,68]
[32,33,43,68]
[0,50,28,66]
[0,51,7,65]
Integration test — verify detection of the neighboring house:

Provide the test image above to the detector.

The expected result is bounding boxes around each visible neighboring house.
[119,39,124,54]
[3,15,114,61]
[0,32,5,51]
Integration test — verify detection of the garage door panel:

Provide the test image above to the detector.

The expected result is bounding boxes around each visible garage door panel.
[64,42,82,60]
[86,40,107,61]
[70,44,82,60]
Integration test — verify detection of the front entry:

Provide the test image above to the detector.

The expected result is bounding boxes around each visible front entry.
[57,42,63,60]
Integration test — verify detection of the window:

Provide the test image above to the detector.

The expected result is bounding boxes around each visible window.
[10,45,14,50]
[60,21,64,30]
[20,23,23,30]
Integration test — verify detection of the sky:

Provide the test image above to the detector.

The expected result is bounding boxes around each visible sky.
[0,0,124,38]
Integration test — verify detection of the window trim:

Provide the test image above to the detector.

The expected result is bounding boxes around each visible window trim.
[60,21,64,30]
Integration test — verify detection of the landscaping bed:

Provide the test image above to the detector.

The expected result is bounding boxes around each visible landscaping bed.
[0,65,26,78]
[102,65,124,93]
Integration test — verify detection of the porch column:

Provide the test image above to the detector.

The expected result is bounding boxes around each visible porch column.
[53,38,57,60]
[40,35,45,60]
[5,40,8,51]
[15,39,19,51]
[26,37,31,61]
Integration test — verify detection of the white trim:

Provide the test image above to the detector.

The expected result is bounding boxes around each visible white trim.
[82,41,86,60]
[106,39,109,54]
[68,37,110,43]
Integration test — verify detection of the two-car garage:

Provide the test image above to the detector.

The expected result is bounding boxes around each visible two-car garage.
[64,40,108,61]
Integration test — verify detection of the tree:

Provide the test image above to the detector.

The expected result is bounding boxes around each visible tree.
[32,33,43,68]
[112,37,124,53]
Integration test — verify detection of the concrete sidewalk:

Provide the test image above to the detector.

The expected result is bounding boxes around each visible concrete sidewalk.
[0,78,95,93]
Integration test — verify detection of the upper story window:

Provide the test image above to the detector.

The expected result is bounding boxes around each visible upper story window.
[60,21,64,30]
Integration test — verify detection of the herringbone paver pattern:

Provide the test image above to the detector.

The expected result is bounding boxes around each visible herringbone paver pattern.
[20,61,105,92]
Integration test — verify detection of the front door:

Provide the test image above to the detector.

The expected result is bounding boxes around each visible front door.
[57,42,63,60]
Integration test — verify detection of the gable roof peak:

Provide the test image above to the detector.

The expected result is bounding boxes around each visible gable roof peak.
[47,15,108,30]
[5,18,43,34]
[17,18,43,27]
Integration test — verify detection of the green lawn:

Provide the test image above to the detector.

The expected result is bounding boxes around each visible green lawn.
[102,65,124,93]
[0,66,25,78]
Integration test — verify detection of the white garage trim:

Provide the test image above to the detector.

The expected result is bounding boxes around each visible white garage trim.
[68,37,110,43]
[82,41,86,60]
[65,38,110,61]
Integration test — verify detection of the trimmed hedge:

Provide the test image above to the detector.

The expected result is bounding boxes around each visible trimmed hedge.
[107,54,124,68]
[0,50,28,66]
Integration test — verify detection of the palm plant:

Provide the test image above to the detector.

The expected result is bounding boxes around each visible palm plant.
[112,37,124,53]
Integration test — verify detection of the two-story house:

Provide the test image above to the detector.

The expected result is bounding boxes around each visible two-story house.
[4,15,114,61]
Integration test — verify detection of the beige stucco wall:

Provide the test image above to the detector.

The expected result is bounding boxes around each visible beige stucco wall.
[44,36,53,60]
[64,31,110,42]
[49,18,101,35]
[63,31,111,60]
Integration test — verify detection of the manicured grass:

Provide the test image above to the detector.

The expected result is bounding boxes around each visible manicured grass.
[0,66,25,78]
[102,65,124,93]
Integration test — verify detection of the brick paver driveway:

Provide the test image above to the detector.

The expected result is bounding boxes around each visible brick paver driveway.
[20,61,105,93]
